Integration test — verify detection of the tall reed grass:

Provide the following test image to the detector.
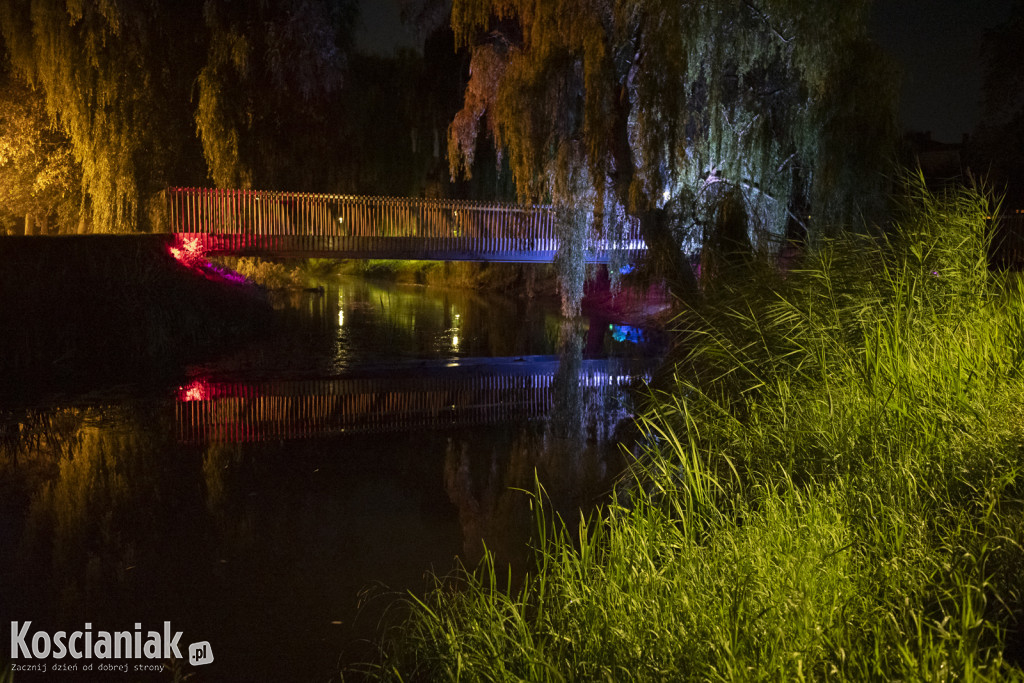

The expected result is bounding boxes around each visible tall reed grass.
[369,179,1024,681]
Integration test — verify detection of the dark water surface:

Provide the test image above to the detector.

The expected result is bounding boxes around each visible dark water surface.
[1,278,659,682]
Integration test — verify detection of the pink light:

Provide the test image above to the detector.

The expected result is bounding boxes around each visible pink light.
[167,236,250,286]
[178,379,212,402]
[183,236,203,257]
[203,261,250,285]
[177,379,260,403]
[168,235,208,267]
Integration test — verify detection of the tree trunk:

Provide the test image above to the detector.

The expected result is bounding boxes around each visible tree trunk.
[638,207,700,301]
[609,82,700,305]
[701,189,752,284]
[24,213,35,236]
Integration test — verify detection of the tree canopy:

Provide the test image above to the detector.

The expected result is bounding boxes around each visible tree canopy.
[0,0,208,232]
[0,0,358,232]
[0,63,80,234]
[196,0,357,191]
[0,0,898,248]
[447,0,899,308]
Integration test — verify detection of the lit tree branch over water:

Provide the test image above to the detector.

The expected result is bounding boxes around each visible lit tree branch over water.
[447,0,899,306]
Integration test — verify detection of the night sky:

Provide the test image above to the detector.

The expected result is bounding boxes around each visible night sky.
[356,0,420,55]
[871,0,1016,142]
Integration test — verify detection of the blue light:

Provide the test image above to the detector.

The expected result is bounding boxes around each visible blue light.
[610,325,645,343]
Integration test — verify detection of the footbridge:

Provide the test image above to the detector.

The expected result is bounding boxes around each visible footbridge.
[165,187,646,263]
[175,357,651,443]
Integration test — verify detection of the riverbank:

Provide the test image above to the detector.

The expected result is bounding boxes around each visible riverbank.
[371,185,1024,679]
[217,256,672,326]
[0,235,271,401]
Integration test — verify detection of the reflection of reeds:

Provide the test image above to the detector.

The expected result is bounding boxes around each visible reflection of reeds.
[440,421,618,577]
[374,180,1024,680]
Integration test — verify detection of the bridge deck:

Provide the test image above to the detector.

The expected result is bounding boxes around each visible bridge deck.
[174,233,645,262]
[166,188,646,262]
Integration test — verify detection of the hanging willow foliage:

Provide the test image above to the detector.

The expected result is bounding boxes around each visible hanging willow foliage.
[0,0,354,231]
[195,0,356,191]
[0,0,205,233]
[448,0,899,307]
[0,68,81,233]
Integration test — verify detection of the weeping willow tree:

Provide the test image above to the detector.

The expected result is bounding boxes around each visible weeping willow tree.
[0,65,81,234]
[0,0,206,232]
[0,0,355,231]
[447,0,898,311]
[195,0,357,191]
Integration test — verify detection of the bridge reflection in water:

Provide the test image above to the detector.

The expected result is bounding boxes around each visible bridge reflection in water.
[175,357,652,444]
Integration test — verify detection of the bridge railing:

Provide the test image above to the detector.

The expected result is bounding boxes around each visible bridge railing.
[175,364,647,443]
[164,187,646,261]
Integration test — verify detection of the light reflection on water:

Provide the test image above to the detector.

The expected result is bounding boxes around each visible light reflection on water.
[0,278,661,681]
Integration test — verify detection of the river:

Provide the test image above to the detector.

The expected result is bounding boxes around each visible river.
[0,277,661,681]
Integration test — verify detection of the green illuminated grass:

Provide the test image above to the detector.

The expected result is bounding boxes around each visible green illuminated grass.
[368,179,1024,681]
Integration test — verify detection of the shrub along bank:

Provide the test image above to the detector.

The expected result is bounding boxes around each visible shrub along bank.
[371,181,1024,680]
[216,256,562,299]
[219,257,669,324]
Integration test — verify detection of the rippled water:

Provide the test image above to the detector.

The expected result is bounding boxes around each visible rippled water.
[0,278,661,681]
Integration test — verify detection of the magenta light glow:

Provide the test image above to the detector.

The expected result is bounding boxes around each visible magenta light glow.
[169,235,207,267]
[177,378,261,403]
[167,235,253,287]
[178,378,213,402]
